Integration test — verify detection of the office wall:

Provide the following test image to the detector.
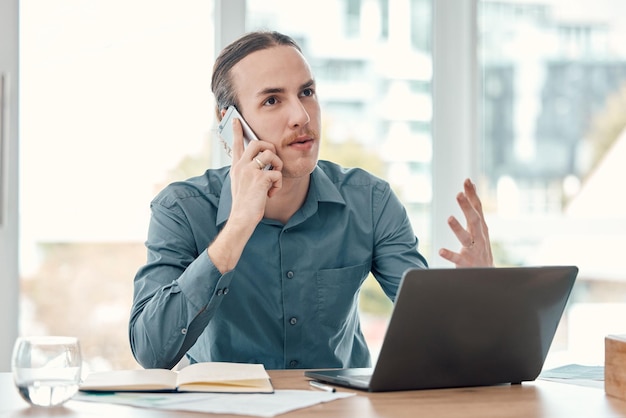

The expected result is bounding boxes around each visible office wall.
[0,0,19,372]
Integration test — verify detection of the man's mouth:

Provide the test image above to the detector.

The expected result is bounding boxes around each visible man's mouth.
[292,138,311,145]
[289,136,313,146]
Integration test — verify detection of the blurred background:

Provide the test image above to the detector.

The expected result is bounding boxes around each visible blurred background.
[5,0,626,372]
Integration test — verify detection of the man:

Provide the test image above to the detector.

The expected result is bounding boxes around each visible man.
[129,31,493,370]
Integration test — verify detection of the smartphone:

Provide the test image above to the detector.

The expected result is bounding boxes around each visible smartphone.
[217,105,260,149]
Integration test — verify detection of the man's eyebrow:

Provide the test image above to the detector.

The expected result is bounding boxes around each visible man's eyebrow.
[256,79,316,97]
[301,79,316,89]
[257,87,284,96]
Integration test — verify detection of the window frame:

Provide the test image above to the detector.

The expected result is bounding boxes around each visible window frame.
[0,0,19,372]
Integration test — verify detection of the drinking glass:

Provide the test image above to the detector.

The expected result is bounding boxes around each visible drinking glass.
[11,336,82,407]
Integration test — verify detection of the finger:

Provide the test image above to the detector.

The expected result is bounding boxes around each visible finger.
[439,247,483,268]
[462,178,491,240]
[447,215,474,248]
[252,157,265,170]
[253,149,283,172]
[463,178,478,204]
[240,148,283,198]
[242,137,277,158]
[456,191,477,220]
[456,191,485,239]
[266,170,283,198]
[438,248,463,265]
[231,118,246,162]
[464,178,486,220]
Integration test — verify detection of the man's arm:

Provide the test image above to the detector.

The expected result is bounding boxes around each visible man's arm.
[209,118,283,273]
[370,182,429,301]
[129,201,232,369]
[130,120,285,368]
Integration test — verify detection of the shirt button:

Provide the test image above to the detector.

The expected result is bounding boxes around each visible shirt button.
[289,360,298,368]
[216,288,223,295]
[289,317,297,325]
[223,287,229,295]
[286,271,294,279]
[181,328,187,335]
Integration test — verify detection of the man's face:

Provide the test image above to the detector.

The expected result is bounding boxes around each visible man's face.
[230,45,321,179]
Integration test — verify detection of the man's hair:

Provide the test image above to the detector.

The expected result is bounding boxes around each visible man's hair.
[211,31,302,120]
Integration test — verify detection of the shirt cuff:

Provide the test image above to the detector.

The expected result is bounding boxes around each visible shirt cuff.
[176,251,234,312]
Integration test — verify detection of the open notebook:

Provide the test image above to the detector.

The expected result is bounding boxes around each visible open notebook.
[80,362,273,394]
[306,266,578,392]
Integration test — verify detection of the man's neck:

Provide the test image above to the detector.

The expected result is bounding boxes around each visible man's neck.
[264,174,311,225]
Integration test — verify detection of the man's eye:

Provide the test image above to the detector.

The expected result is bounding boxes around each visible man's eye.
[264,97,277,106]
[301,88,314,97]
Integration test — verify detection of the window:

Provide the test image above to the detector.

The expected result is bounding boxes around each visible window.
[14,0,619,373]
[479,0,626,366]
[19,0,215,371]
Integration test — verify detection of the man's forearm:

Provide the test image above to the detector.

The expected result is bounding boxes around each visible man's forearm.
[207,216,257,273]
[129,251,231,369]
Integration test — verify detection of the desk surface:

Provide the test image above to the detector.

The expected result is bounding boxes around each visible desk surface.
[1,370,626,418]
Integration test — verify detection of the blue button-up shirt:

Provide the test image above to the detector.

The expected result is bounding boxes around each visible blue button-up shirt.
[129,160,428,370]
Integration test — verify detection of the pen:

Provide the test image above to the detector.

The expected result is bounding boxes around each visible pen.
[309,380,336,393]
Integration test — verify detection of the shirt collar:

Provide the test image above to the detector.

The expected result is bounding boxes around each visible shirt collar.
[215,165,346,227]
[308,165,346,206]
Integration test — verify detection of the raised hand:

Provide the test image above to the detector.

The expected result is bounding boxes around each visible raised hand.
[438,178,494,267]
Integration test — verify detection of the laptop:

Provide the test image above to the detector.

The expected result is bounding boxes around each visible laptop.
[305,266,578,392]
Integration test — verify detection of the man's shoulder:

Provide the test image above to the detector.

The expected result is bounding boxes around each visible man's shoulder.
[152,166,230,208]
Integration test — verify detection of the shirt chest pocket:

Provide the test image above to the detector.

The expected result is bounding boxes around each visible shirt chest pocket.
[315,263,370,329]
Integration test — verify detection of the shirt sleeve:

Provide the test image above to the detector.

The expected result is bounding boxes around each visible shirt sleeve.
[128,197,232,369]
[370,182,429,301]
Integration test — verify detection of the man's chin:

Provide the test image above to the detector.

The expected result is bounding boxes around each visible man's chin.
[282,160,318,179]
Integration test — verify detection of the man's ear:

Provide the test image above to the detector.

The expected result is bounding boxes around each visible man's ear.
[214,106,226,121]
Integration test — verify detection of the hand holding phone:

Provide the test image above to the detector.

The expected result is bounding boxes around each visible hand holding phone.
[217,105,260,149]
[217,106,272,170]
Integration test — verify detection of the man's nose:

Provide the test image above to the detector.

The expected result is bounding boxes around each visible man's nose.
[289,100,310,128]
